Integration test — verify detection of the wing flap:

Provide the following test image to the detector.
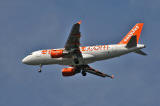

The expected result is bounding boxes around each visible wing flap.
[86,70,109,77]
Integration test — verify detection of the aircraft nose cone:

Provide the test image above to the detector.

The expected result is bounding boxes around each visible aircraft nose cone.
[22,55,32,65]
[22,57,29,64]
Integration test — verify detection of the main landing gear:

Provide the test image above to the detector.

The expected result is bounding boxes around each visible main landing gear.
[38,64,42,72]
[74,58,79,64]
[73,54,79,64]
[82,70,87,76]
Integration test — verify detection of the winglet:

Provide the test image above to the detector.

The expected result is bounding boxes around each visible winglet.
[77,20,82,24]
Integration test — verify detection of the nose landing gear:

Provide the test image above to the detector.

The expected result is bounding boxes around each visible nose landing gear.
[38,64,42,72]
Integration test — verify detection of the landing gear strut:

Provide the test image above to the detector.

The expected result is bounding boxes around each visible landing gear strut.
[82,70,87,76]
[74,58,79,64]
[38,64,42,72]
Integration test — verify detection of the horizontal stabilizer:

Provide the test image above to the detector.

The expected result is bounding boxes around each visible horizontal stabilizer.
[134,50,147,56]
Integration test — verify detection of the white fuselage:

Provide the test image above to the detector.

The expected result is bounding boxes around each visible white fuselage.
[22,44,145,66]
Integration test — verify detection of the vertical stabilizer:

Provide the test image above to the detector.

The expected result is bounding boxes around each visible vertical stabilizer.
[119,23,144,44]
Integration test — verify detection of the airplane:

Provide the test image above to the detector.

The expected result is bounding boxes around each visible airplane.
[22,21,146,79]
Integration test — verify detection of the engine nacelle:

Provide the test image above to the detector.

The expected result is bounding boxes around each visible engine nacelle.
[51,49,63,58]
[62,67,76,76]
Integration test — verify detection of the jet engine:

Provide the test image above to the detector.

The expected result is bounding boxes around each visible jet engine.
[51,49,64,58]
[62,67,76,76]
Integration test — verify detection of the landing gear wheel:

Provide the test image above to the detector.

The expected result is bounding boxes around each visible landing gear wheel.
[74,59,79,64]
[82,71,87,76]
[38,69,42,72]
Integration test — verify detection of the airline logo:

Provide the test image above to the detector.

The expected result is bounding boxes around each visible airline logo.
[118,23,143,44]
[124,25,139,42]
[81,45,108,51]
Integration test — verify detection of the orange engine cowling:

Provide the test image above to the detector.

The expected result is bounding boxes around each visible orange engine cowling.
[62,67,76,76]
[51,49,63,58]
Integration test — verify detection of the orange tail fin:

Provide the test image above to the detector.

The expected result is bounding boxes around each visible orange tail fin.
[119,23,144,44]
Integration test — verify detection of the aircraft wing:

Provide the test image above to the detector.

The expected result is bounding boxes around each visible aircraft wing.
[64,21,84,64]
[81,65,114,78]
[64,21,81,51]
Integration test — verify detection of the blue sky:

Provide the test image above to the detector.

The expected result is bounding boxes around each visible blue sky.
[0,0,159,106]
